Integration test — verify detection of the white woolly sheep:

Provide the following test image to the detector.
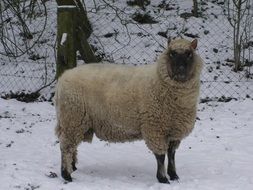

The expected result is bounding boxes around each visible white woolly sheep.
[55,38,203,183]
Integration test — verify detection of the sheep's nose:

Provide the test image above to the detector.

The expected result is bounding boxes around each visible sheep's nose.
[178,65,185,72]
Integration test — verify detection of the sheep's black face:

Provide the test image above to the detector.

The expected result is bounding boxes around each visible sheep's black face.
[169,49,194,82]
[166,39,198,83]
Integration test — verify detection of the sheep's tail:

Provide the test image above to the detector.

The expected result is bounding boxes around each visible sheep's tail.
[54,83,61,138]
[55,123,62,138]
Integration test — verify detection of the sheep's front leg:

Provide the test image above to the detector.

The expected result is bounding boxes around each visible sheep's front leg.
[154,154,169,184]
[167,140,180,181]
[72,150,77,171]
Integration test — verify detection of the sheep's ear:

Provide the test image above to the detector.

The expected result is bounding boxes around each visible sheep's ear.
[167,37,171,46]
[191,39,198,49]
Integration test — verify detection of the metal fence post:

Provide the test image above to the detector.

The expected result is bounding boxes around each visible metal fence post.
[56,5,77,79]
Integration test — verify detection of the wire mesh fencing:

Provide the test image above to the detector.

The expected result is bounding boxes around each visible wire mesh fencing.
[0,1,57,100]
[85,4,253,100]
[0,1,252,101]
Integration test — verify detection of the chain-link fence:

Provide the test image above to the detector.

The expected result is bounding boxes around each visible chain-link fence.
[0,1,57,100]
[0,0,252,101]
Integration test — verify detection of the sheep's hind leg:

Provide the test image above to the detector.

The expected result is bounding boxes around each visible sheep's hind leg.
[60,141,77,182]
[154,154,169,184]
[72,150,77,171]
[167,140,180,181]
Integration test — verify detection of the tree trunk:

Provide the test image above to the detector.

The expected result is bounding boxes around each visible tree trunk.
[193,0,198,17]
[75,0,92,38]
[234,0,242,72]
[77,31,98,63]
[56,6,77,78]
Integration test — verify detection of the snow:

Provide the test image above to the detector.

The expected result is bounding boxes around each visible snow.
[61,33,68,46]
[58,5,77,9]
[1,97,253,190]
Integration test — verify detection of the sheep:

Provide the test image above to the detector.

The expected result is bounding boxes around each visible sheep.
[54,38,203,183]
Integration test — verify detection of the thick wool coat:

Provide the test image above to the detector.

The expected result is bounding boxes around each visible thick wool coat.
[55,39,203,154]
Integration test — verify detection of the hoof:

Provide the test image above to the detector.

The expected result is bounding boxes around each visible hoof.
[170,174,179,181]
[168,172,179,181]
[157,176,170,184]
[61,169,72,182]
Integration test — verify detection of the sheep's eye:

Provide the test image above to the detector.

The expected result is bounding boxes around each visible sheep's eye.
[169,51,177,58]
[186,51,193,58]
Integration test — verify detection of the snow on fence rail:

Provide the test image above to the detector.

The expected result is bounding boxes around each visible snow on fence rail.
[0,2,252,100]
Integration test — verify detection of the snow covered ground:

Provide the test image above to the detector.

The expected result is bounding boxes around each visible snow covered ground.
[1,97,253,190]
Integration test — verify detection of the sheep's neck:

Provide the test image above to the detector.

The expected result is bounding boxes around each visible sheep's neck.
[154,80,200,109]
[155,60,200,109]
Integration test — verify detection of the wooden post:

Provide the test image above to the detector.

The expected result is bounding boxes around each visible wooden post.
[56,0,92,38]
[56,5,77,78]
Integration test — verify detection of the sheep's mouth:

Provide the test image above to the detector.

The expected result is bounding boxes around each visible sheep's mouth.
[172,73,189,82]
[169,62,193,83]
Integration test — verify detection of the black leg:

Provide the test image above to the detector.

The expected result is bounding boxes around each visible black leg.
[154,154,169,184]
[167,140,180,181]
[60,145,74,182]
[61,167,72,182]
[72,161,77,171]
[72,151,77,171]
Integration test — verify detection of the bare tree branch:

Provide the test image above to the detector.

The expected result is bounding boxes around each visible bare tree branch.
[0,0,48,58]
